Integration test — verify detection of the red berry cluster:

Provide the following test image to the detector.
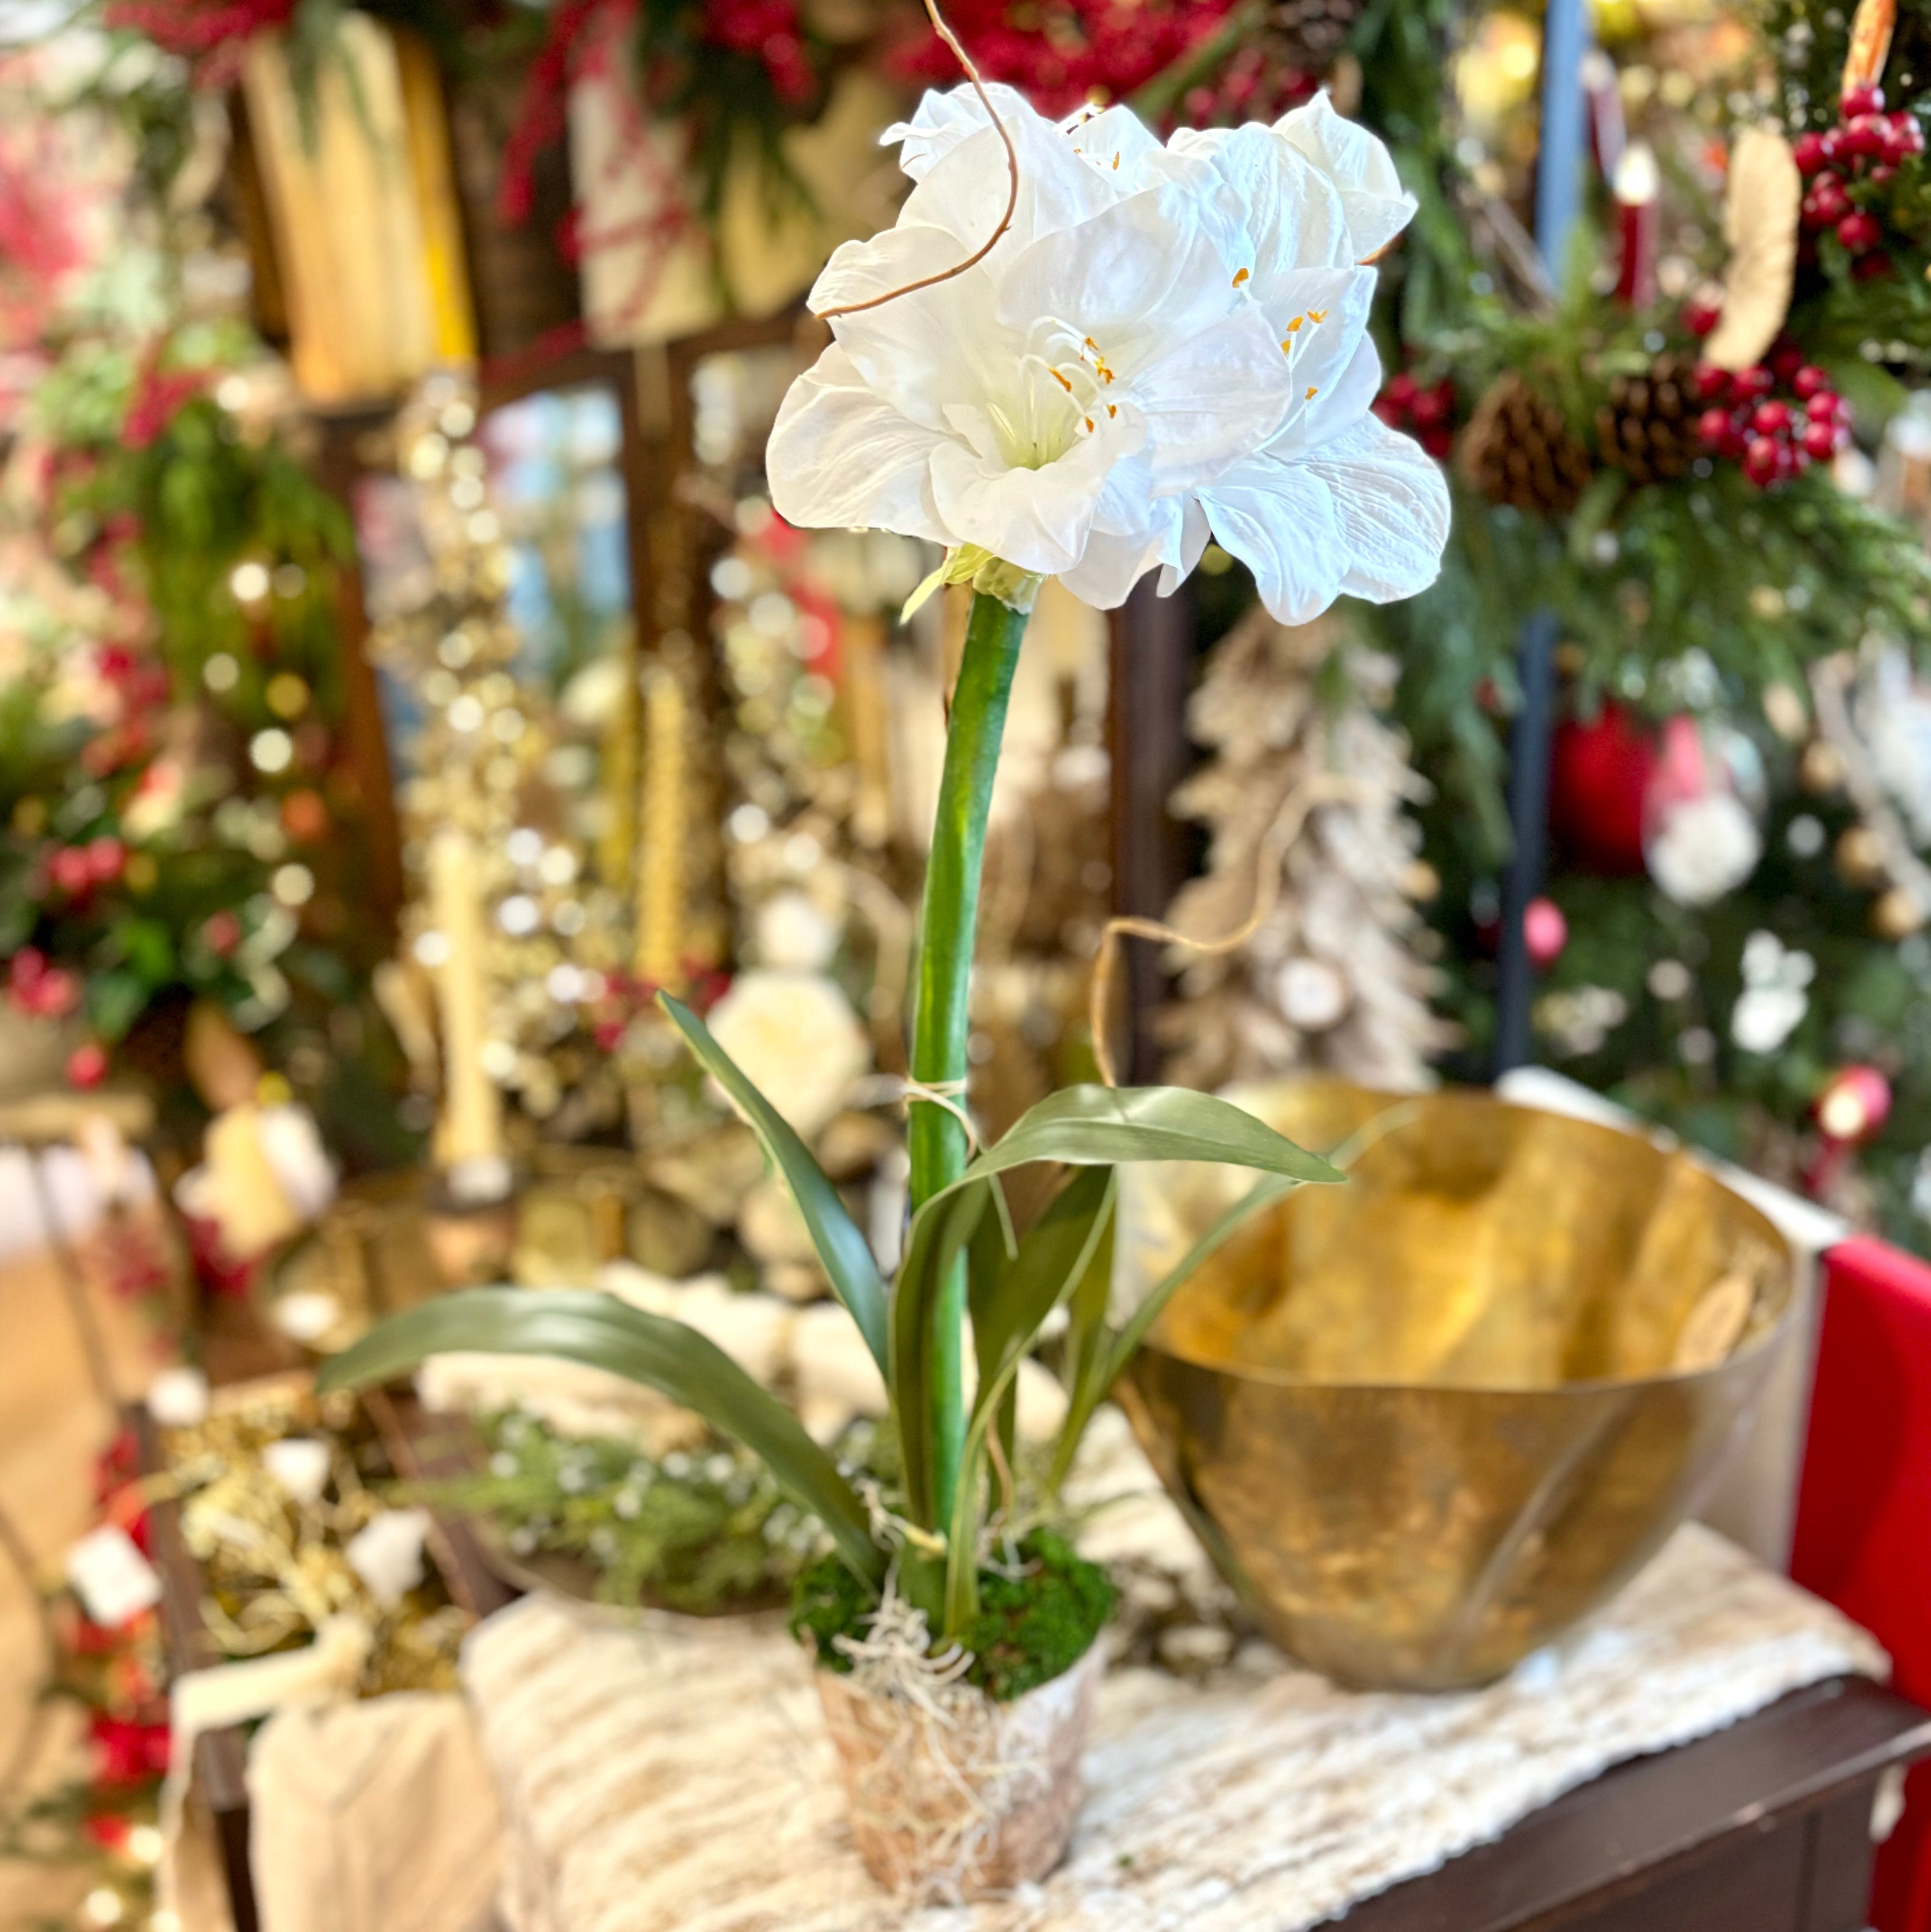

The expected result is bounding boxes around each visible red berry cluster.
[1795,83,1924,276]
[6,946,81,1021]
[36,834,128,902]
[1180,47,1317,131]
[1373,373,1457,459]
[1691,349,1848,488]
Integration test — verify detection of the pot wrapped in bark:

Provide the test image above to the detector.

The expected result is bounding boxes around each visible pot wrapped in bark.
[814,1638,1105,1900]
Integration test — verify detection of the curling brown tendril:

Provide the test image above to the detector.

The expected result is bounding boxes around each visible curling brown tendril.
[815,0,1020,319]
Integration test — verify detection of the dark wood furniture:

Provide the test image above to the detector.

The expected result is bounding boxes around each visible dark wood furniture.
[1343,1674,1931,1932]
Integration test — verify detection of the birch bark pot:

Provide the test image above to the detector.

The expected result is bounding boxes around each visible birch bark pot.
[814,1639,1105,1899]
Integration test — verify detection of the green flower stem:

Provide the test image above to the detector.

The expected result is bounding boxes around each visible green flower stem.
[910,587,1030,1531]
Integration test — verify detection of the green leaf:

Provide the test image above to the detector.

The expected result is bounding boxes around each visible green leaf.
[944,1172,1116,1631]
[318,1288,885,1591]
[952,1084,1346,1187]
[658,992,889,1374]
[1051,1172,1299,1490]
[889,1182,988,1529]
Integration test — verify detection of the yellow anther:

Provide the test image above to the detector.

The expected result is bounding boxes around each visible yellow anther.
[1052,369,1072,392]
[1305,384,1319,400]
[1112,152,1121,170]
[1084,415,1095,431]
[1308,307,1328,323]
[1106,402,1118,418]
[1285,315,1305,333]
[1232,267,1251,286]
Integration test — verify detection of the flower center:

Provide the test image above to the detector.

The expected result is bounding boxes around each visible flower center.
[989,325,1119,468]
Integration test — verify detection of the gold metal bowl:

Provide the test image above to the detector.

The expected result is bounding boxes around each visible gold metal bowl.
[1116,1080,1797,1691]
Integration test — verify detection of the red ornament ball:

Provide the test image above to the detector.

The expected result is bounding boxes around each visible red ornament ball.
[1524,896,1568,970]
[66,1041,108,1090]
[1815,1064,1893,1144]
[1549,703,1657,875]
[1743,436,1782,487]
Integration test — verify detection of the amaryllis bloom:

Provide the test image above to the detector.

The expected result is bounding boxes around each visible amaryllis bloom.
[767,84,1448,622]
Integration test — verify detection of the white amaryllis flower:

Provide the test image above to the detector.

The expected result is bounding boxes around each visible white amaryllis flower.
[767,83,1448,624]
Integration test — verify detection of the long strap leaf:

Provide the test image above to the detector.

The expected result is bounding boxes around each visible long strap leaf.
[1050,1171,1298,1491]
[944,1173,1117,1631]
[318,1286,885,1590]
[659,992,890,1374]
[889,1182,988,1529]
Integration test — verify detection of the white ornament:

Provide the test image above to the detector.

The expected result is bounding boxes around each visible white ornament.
[753,891,840,973]
[704,969,870,1140]
[146,1365,210,1429]
[261,1437,333,1505]
[345,1509,432,1609]
[1275,956,1351,1030]
[65,1524,162,1629]
[1646,793,1762,906]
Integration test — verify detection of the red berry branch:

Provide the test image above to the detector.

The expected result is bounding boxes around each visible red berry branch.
[1795,81,1925,276]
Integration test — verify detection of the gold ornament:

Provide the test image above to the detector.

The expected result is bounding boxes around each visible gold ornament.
[1702,128,1801,374]
[1801,739,1845,794]
[1834,823,1889,887]
[1843,0,1897,95]
[1762,683,1808,742]
[1873,886,1928,938]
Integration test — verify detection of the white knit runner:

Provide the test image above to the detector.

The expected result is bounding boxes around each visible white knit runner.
[461,1523,1884,1932]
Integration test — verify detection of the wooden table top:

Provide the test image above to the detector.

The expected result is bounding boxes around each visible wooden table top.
[1341,1673,1931,1931]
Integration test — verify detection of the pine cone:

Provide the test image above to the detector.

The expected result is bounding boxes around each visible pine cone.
[1594,354,1699,487]
[1460,373,1594,517]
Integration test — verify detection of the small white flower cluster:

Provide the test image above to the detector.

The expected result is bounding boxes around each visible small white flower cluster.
[768,85,1450,623]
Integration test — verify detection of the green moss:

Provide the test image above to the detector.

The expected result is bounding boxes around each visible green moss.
[789,1530,1114,1704]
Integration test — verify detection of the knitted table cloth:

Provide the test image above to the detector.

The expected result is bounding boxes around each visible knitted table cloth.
[461,1524,1884,1932]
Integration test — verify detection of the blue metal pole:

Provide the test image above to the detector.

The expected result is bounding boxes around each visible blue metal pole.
[1494,0,1591,1078]
[1535,0,1592,278]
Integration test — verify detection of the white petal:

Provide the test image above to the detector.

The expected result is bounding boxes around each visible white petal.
[826,255,1008,436]
[766,346,951,543]
[885,82,1037,180]
[1172,123,1352,283]
[1128,305,1302,490]
[1273,328,1382,455]
[1058,101,1164,186]
[1196,459,1346,624]
[928,408,1148,575]
[1158,499,1213,595]
[996,183,1240,361]
[1057,510,1180,607]
[1272,91,1419,261]
[902,106,1120,262]
[1299,415,1450,603]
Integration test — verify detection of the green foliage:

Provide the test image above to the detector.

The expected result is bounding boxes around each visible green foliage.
[421,1409,823,1613]
[792,1530,1115,1704]
[318,1286,888,1589]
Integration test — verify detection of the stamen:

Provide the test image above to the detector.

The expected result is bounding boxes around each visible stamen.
[1232,267,1250,287]
[1112,152,1121,170]
[1308,308,1328,323]
[1052,369,1072,392]
[1084,415,1095,431]
[1305,385,1319,400]
[1285,315,1305,334]
[1106,402,1117,418]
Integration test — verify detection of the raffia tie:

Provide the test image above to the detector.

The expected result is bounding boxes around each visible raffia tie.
[892,1075,982,1152]
[1089,771,1371,1087]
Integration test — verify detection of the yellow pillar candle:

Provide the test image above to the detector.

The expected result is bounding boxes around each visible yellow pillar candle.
[635,671,687,988]
[428,829,504,1173]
